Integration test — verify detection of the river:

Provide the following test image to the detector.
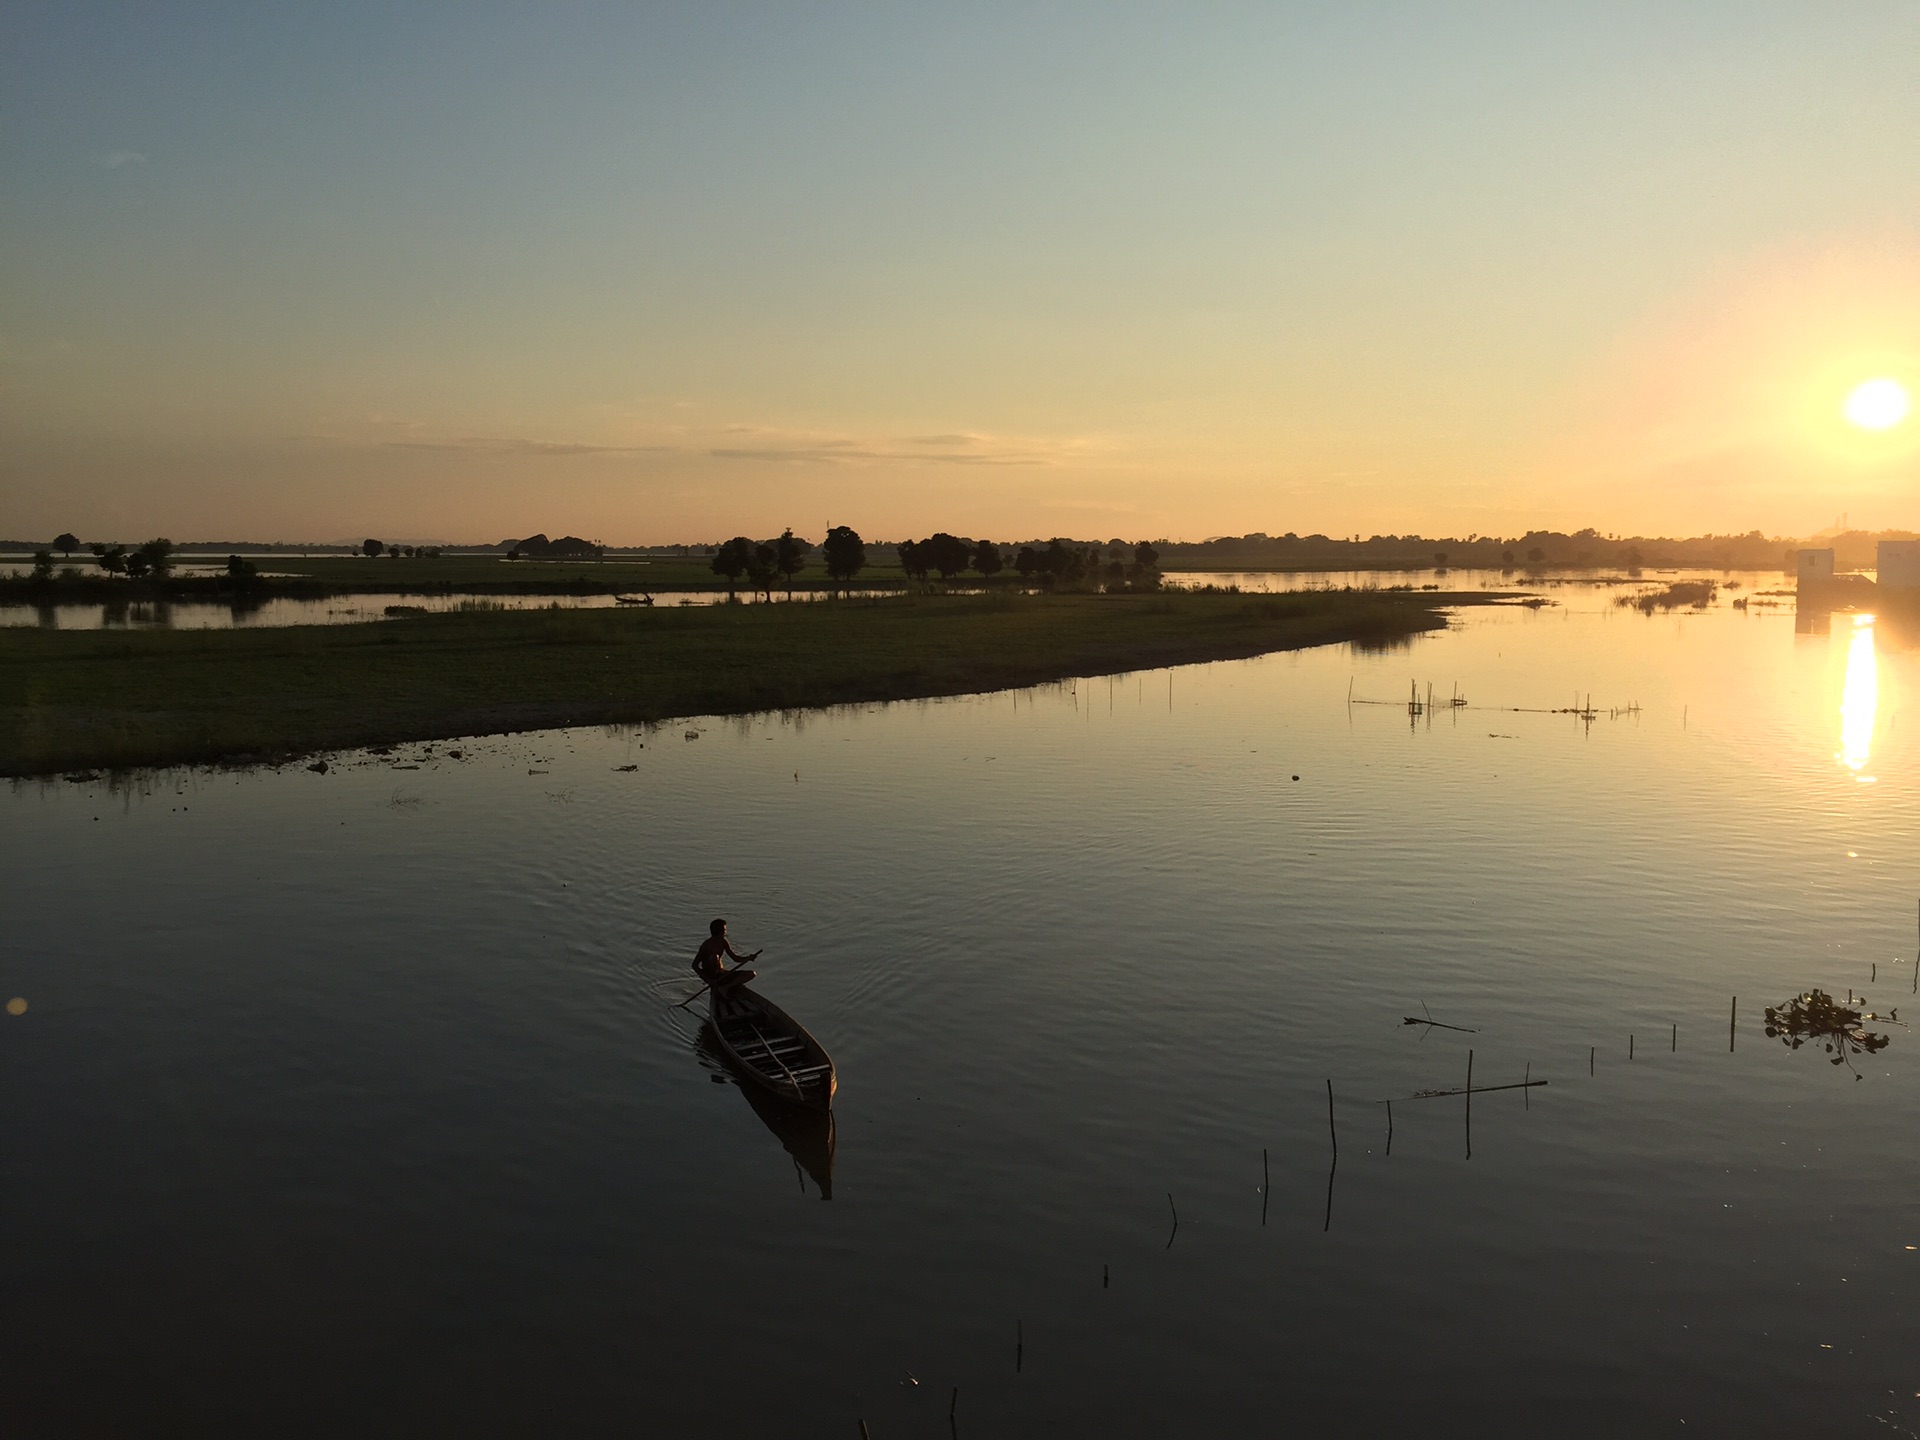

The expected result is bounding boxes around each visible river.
[4,575,1915,1436]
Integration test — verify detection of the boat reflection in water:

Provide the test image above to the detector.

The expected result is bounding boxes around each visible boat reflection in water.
[698,1023,836,1199]
[1837,614,1878,780]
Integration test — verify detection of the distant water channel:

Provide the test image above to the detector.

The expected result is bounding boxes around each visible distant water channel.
[6,575,1918,1436]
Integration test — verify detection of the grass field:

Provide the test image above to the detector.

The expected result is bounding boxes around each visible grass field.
[0,589,1494,775]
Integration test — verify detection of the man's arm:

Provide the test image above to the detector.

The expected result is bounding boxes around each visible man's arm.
[724,940,763,963]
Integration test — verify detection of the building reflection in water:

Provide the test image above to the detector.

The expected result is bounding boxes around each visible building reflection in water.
[1837,614,1877,781]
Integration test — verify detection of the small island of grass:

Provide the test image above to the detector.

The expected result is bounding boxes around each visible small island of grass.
[0,588,1520,776]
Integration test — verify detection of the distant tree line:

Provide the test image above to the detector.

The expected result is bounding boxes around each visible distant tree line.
[363,539,447,559]
[17,537,262,596]
[698,527,1162,599]
[1158,528,1807,572]
[895,534,1160,591]
[710,529,814,599]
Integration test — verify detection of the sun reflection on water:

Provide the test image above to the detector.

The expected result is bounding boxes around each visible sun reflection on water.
[1838,614,1878,780]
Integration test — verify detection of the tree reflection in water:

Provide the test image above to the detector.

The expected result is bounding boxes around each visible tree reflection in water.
[1763,990,1898,1079]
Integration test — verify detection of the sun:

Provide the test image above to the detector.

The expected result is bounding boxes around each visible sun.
[1843,377,1910,430]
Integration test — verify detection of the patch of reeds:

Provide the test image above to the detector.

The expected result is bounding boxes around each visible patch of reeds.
[1617,580,1717,615]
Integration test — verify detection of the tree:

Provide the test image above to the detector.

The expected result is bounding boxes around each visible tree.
[1526,547,1545,564]
[136,538,174,579]
[745,541,780,601]
[774,528,812,598]
[30,549,54,585]
[922,532,972,581]
[1434,551,1448,567]
[896,539,929,582]
[363,538,383,558]
[1127,539,1163,591]
[53,532,79,557]
[711,536,754,598]
[822,525,867,589]
[973,539,1003,578]
[1014,546,1039,580]
[124,548,152,580]
[1039,538,1078,585]
[92,543,127,579]
[1501,549,1515,565]
[225,554,260,589]
[386,544,402,559]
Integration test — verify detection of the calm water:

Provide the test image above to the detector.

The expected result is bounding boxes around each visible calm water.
[6,577,1919,1437]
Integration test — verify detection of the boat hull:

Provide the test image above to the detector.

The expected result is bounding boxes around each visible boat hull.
[709,984,836,1112]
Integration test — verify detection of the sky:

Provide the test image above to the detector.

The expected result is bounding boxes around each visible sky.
[3,3,1918,545]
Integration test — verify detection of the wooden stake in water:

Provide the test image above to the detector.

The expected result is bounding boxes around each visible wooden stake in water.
[1165,1193,1178,1250]
[951,1388,958,1420]
[1630,1034,1634,1060]
[1590,1046,1595,1075]
[1016,1320,1023,1373]
[1464,1049,1473,1160]
[1730,996,1737,1052]
[1671,1023,1676,1052]
[1102,1264,1109,1289]
[1324,1079,1339,1232]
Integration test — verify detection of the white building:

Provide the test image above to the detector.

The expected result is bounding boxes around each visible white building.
[1796,548,1835,585]
[1877,539,1920,591]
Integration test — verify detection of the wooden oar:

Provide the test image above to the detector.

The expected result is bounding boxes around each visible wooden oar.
[673,952,767,1008]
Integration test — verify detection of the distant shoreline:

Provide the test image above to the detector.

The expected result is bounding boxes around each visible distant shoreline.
[0,589,1526,777]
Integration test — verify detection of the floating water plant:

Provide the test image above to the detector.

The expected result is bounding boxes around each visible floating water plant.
[1617,580,1717,615]
[1763,989,1897,1077]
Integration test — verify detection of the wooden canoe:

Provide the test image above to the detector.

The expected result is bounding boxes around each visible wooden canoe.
[709,983,836,1112]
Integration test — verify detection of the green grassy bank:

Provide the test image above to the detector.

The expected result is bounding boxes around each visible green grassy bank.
[0,589,1497,776]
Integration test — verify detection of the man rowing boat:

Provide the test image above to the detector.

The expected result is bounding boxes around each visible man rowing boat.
[693,917,760,993]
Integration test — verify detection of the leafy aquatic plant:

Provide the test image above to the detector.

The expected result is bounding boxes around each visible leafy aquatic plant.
[1763,989,1896,1078]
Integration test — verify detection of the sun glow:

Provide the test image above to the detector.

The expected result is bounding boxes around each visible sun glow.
[1838,614,1878,779]
[1843,377,1910,430]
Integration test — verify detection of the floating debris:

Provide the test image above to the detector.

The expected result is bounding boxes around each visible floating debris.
[1764,990,1898,1077]
[1402,1003,1477,1035]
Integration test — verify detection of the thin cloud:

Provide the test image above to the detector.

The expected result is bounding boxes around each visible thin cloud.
[94,150,147,169]
[383,436,676,457]
[710,443,1046,466]
[711,428,1074,466]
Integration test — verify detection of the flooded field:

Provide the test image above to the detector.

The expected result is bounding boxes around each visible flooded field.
[0,588,857,630]
[5,575,1917,1436]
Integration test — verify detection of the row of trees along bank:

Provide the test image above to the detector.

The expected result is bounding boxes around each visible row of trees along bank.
[706,529,1163,598]
[899,536,1161,590]
[21,539,265,593]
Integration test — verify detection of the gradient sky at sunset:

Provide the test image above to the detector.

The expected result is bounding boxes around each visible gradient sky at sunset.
[4,4,1917,544]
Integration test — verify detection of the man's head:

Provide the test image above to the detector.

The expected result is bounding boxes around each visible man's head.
[710,918,727,937]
